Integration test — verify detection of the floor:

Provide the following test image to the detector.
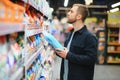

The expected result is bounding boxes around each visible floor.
[94,65,120,80]
[52,56,120,80]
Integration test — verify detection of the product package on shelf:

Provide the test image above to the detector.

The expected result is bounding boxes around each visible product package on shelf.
[24,25,55,79]
[7,32,24,80]
[107,10,120,64]
[26,41,54,80]
[96,30,106,64]
[26,53,42,80]
[0,32,24,80]
[0,35,8,80]
[25,33,42,61]
[107,56,120,64]
[0,0,25,23]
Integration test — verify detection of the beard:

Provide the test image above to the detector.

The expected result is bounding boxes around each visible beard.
[67,18,76,24]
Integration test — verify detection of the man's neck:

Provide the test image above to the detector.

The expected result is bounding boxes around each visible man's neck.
[73,21,84,32]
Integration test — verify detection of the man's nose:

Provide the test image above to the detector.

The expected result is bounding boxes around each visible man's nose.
[67,12,70,16]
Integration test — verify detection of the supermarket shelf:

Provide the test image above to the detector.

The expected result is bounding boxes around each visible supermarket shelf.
[22,0,27,3]
[35,67,42,80]
[43,68,52,80]
[0,22,24,36]
[107,61,120,64]
[22,0,39,11]
[24,0,48,18]
[91,12,107,15]
[27,24,42,29]
[108,43,120,46]
[108,51,120,54]
[41,47,51,64]
[99,40,105,42]
[28,0,47,17]
[25,29,42,37]
[25,46,43,69]
[34,47,52,80]
[86,5,107,8]
[109,34,119,37]
[108,26,120,28]
[58,5,107,11]
[10,67,24,80]
[29,0,38,10]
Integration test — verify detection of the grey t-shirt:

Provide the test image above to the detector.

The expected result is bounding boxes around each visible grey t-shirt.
[63,32,75,80]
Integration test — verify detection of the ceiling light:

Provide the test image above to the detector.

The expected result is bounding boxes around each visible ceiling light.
[110,8,119,13]
[64,0,69,7]
[111,2,120,8]
[85,0,93,5]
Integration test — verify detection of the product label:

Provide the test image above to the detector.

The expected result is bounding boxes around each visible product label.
[15,8,19,19]
[8,8,12,18]
[0,3,5,18]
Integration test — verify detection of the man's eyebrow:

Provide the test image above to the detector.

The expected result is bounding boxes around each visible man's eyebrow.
[66,8,71,12]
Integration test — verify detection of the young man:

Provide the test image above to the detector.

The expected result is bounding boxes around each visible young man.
[55,4,98,80]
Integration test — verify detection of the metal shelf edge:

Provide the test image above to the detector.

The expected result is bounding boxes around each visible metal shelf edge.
[25,46,43,69]
[0,22,24,36]
[10,67,24,80]
[25,29,43,37]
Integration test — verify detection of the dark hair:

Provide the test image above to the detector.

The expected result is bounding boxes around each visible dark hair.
[73,4,88,22]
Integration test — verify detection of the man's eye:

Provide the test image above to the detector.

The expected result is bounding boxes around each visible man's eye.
[67,10,70,12]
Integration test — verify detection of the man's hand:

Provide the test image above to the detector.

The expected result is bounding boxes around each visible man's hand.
[55,48,68,58]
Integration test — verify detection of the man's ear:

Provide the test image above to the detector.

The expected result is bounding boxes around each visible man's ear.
[76,14,82,20]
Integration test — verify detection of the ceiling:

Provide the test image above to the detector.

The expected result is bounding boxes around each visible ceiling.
[47,0,120,19]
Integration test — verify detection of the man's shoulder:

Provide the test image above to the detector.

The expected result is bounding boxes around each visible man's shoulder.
[83,29,93,36]
[85,30,97,40]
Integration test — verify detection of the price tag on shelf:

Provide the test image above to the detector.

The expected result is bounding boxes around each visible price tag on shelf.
[25,29,42,37]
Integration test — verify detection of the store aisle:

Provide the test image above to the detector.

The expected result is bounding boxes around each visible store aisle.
[53,56,120,80]
[94,65,120,80]
[52,56,62,80]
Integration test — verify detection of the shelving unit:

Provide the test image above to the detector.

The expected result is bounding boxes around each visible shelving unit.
[0,22,24,36]
[23,0,51,18]
[97,30,106,64]
[10,67,24,80]
[108,51,120,54]
[0,0,55,80]
[109,34,119,37]
[25,28,43,38]
[0,22,25,80]
[85,17,107,64]
[107,25,120,64]
[22,0,55,79]
[24,45,43,70]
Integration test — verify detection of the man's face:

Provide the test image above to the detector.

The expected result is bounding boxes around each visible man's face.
[67,6,78,24]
